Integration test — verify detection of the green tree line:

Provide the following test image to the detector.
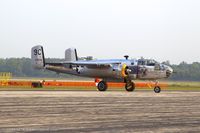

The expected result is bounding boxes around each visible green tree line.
[170,62,200,81]
[0,58,200,81]
[0,58,66,78]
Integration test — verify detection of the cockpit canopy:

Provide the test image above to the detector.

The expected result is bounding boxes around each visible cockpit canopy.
[138,59,158,66]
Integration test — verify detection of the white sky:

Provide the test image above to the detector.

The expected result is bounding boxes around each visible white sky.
[0,0,199,64]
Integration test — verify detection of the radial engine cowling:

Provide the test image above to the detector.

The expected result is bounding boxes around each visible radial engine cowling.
[113,64,131,78]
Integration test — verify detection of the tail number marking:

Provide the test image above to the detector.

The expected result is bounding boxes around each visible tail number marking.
[34,49,42,55]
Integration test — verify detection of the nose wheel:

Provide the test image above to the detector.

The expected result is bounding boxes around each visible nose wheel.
[153,81,161,93]
[154,86,161,93]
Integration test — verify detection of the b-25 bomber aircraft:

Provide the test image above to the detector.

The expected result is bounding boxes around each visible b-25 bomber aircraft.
[31,45,173,93]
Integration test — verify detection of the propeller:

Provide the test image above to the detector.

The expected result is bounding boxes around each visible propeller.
[125,67,132,75]
[121,64,132,77]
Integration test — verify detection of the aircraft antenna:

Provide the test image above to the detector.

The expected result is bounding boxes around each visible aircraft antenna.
[124,55,129,60]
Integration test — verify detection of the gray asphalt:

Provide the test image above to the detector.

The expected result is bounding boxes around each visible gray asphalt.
[0,91,200,133]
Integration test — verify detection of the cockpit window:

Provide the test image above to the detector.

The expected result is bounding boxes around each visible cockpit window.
[147,60,156,66]
[138,59,157,66]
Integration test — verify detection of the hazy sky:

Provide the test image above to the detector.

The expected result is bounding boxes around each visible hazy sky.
[0,0,199,64]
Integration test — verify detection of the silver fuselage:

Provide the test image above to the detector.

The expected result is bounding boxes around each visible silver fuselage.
[45,59,173,82]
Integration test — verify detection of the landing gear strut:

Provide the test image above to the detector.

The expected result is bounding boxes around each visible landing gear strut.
[125,78,135,92]
[97,81,108,91]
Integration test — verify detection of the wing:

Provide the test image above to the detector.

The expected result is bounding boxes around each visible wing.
[45,61,121,69]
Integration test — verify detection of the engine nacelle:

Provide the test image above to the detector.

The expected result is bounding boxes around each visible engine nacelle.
[112,64,130,78]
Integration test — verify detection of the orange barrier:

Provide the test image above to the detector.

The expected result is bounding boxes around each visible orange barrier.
[43,81,96,87]
[2,80,168,88]
[8,81,32,87]
[42,81,168,88]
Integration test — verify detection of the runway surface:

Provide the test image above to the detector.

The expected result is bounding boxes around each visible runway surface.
[0,91,200,133]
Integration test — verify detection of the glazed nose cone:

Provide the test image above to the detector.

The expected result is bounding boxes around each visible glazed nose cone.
[166,66,173,77]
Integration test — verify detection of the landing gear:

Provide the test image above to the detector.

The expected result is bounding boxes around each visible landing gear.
[97,81,108,91]
[153,81,161,93]
[124,77,135,92]
[125,82,135,92]
[146,81,162,93]
[154,86,161,93]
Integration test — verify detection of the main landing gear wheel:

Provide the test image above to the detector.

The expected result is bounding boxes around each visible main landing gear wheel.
[97,81,108,91]
[125,82,135,92]
[154,86,161,93]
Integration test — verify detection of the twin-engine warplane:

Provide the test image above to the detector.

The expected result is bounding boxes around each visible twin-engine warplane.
[31,45,173,93]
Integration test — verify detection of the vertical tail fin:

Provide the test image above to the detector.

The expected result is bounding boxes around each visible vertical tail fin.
[65,48,78,62]
[31,45,45,69]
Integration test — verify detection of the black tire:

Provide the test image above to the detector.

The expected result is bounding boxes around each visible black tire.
[125,82,135,92]
[32,82,43,88]
[154,86,161,93]
[97,81,108,91]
